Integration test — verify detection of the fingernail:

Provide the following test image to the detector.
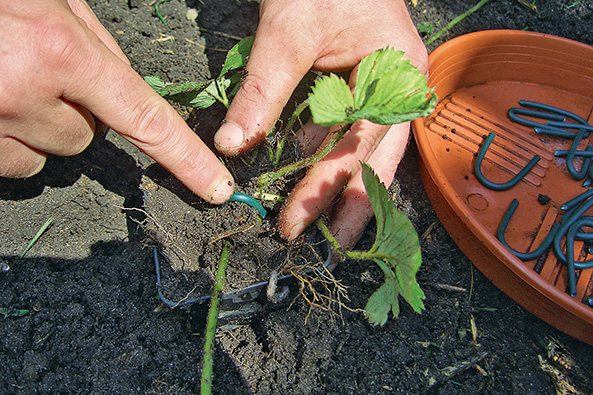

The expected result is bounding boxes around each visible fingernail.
[288,222,306,241]
[210,177,234,204]
[215,121,244,150]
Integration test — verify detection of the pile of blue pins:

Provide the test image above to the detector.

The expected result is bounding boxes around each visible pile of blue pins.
[474,100,593,300]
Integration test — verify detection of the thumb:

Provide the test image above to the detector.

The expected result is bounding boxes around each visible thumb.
[214,25,315,156]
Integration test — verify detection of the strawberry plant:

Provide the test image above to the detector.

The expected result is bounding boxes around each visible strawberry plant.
[316,164,425,325]
[306,47,434,324]
[146,38,435,325]
[144,35,254,109]
[145,39,435,393]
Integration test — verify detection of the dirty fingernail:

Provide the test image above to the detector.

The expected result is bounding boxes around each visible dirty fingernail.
[288,222,306,241]
[215,121,244,150]
[210,177,234,204]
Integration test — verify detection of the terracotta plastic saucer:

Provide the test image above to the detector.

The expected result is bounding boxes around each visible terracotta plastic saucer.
[412,30,593,344]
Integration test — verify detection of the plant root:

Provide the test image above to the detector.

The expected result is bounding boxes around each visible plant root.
[209,221,257,245]
[284,244,359,323]
[123,206,192,270]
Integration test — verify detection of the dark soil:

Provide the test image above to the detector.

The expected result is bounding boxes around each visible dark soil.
[140,80,327,298]
[2,1,593,394]
[141,167,327,299]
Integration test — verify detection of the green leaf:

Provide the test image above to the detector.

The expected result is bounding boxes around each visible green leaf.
[21,216,54,258]
[157,79,232,109]
[0,308,30,317]
[159,81,211,97]
[168,81,218,108]
[365,274,400,326]
[144,75,165,92]
[218,35,255,78]
[354,48,405,107]
[143,36,253,110]
[308,73,355,126]
[307,47,436,127]
[361,163,424,325]
[416,22,434,35]
[353,47,436,125]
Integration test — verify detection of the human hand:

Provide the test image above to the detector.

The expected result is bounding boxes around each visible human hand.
[0,0,234,204]
[214,0,428,248]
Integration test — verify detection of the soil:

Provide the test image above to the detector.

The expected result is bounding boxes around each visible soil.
[141,165,327,300]
[141,93,326,300]
[1,0,593,394]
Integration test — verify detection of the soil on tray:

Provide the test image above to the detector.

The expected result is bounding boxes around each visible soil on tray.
[1,1,593,394]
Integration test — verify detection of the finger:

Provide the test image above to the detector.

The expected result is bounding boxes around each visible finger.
[295,119,329,157]
[278,120,391,240]
[0,136,47,178]
[8,99,96,156]
[50,23,234,203]
[329,122,411,250]
[213,15,316,156]
[67,0,130,65]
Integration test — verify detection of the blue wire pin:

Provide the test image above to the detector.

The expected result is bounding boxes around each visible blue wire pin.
[228,193,267,219]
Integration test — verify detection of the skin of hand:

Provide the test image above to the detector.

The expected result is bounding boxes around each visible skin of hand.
[0,0,234,204]
[214,0,428,249]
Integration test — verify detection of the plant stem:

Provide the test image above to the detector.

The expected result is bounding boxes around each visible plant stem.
[273,138,287,166]
[252,192,285,203]
[425,0,491,46]
[315,218,344,255]
[200,242,230,395]
[155,0,172,25]
[215,78,230,108]
[258,122,351,188]
[273,100,310,165]
[315,218,396,262]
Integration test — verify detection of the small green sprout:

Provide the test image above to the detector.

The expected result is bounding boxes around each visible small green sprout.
[21,216,54,258]
[417,22,434,36]
[155,0,172,25]
[0,308,30,318]
[144,36,254,109]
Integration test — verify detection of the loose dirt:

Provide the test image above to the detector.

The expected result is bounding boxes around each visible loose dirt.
[1,1,592,394]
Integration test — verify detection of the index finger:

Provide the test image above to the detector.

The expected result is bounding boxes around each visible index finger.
[55,22,235,204]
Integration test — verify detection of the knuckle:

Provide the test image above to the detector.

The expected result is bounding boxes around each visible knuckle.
[127,98,213,177]
[410,47,429,75]
[353,121,386,154]
[232,71,293,137]
[405,37,429,75]
[235,73,270,108]
[51,126,93,156]
[0,65,28,116]
[236,68,294,110]
[127,96,174,149]
[31,16,87,71]
[0,84,18,116]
